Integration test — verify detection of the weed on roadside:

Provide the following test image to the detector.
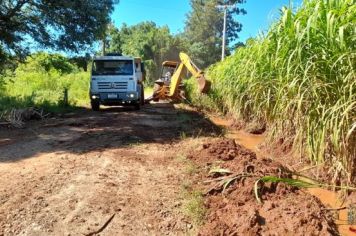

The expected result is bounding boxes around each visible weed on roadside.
[182,190,206,226]
[180,131,187,140]
[175,154,199,176]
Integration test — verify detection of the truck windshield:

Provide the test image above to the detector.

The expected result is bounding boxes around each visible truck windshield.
[92,60,133,75]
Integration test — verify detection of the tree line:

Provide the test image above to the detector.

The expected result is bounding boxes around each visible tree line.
[0,0,246,84]
[105,0,246,82]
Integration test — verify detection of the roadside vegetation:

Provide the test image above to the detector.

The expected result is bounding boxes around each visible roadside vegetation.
[182,190,206,226]
[176,154,206,226]
[186,0,356,185]
[0,53,90,112]
[0,0,116,112]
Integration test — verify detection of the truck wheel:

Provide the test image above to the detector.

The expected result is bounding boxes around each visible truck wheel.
[140,85,145,106]
[91,101,100,111]
[134,103,141,110]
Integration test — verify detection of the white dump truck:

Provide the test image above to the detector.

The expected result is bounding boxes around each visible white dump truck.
[89,53,145,111]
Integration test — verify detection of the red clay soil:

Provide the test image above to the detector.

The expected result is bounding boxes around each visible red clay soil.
[188,138,339,236]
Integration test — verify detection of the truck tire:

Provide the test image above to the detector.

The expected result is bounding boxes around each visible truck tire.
[91,101,100,111]
[140,85,145,106]
[134,103,141,110]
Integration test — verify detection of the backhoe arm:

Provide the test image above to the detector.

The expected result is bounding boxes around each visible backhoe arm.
[169,53,210,97]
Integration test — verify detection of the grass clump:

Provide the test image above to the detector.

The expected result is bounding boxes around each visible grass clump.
[177,154,205,225]
[186,161,199,175]
[186,0,356,185]
[182,190,206,225]
[176,154,199,175]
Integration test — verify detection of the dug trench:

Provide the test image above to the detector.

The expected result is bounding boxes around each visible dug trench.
[0,103,352,235]
[186,138,339,235]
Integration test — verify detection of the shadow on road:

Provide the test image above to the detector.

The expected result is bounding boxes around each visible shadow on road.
[0,103,222,162]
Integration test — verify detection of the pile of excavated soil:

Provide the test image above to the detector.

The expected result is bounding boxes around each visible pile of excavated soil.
[188,138,339,236]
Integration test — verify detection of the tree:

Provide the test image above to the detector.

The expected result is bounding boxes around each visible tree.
[184,0,246,68]
[16,52,77,75]
[107,22,184,83]
[0,0,118,61]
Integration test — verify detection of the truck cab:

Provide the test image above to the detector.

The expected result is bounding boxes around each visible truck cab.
[90,54,145,111]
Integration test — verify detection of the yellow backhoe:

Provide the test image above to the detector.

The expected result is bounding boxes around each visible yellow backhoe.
[146,53,210,102]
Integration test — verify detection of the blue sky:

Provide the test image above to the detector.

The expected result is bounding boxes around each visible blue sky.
[111,0,303,43]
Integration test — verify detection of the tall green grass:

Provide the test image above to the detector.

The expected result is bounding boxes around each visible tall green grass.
[0,53,90,112]
[186,0,356,184]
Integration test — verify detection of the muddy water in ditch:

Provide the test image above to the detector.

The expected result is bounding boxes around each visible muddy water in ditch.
[208,116,265,152]
[208,115,355,236]
[308,188,355,236]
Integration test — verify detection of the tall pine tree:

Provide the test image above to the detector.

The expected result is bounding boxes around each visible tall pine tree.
[184,0,246,68]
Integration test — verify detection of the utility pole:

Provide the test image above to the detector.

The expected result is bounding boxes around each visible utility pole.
[221,7,227,61]
[216,4,235,61]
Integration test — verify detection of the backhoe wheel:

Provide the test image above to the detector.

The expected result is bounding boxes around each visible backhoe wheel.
[153,84,161,102]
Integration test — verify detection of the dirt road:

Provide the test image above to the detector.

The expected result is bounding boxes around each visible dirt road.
[0,104,219,236]
[0,103,350,236]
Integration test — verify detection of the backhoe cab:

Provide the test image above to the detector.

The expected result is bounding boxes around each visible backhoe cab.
[151,61,180,102]
[147,53,211,102]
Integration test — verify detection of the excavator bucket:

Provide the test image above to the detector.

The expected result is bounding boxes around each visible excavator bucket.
[197,74,211,94]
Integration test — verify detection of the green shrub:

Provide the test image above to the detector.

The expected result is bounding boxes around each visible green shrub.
[1,52,90,112]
